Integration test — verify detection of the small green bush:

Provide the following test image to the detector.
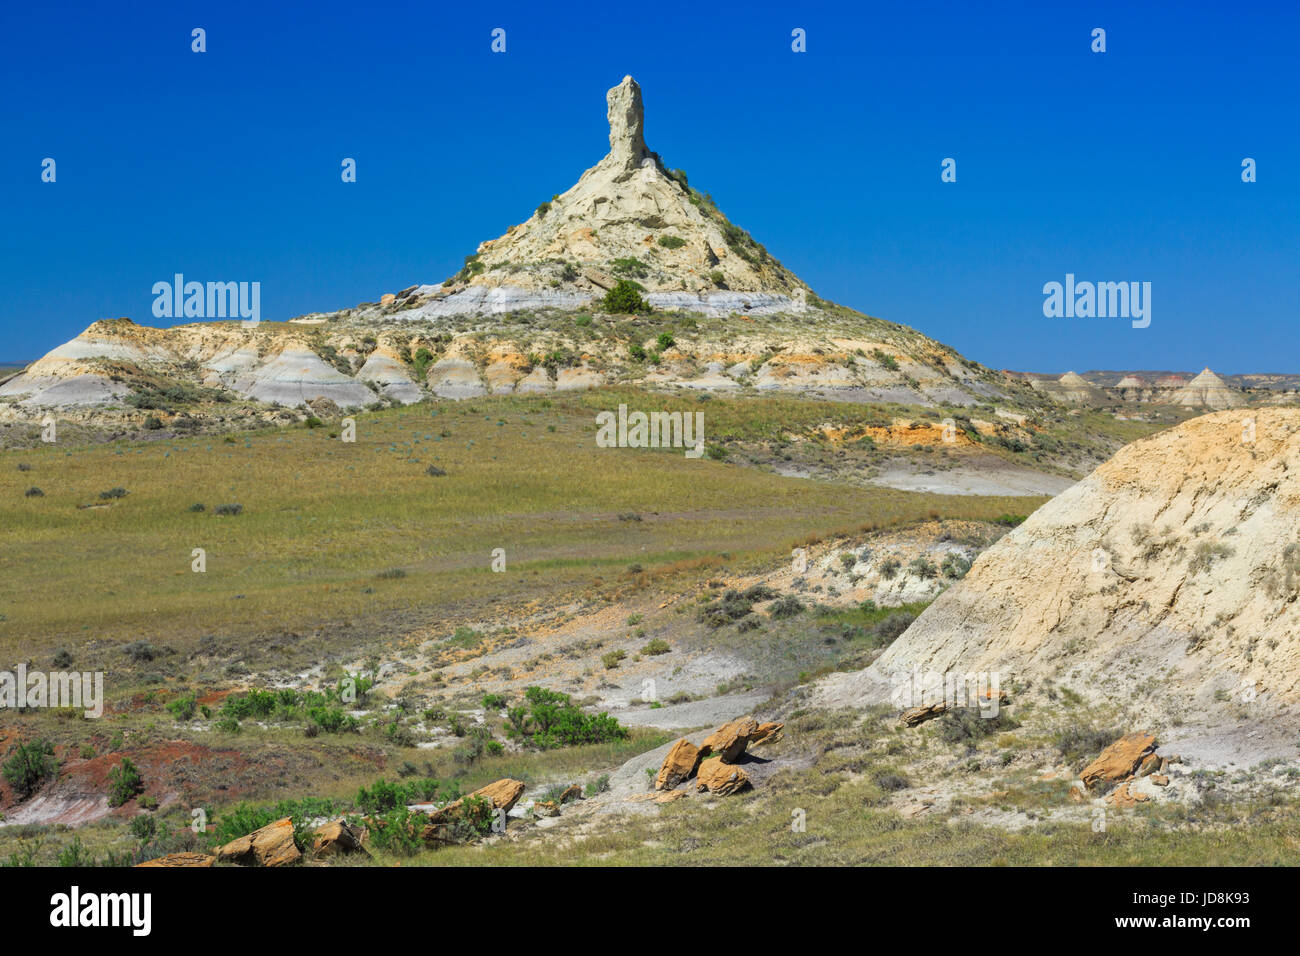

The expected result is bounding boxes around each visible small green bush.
[166,693,198,721]
[603,280,648,314]
[2,739,57,799]
[107,757,144,808]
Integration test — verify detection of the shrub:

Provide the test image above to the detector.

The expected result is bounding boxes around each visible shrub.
[366,808,426,856]
[188,502,205,512]
[879,557,902,579]
[2,739,57,799]
[482,693,507,710]
[908,557,938,579]
[939,710,1020,747]
[657,235,686,249]
[1054,725,1122,767]
[628,343,647,362]
[656,332,675,351]
[213,503,242,516]
[505,686,628,750]
[107,757,144,807]
[57,837,94,867]
[603,280,648,314]
[610,257,648,278]
[122,640,159,663]
[426,465,447,477]
[307,706,359,734]
[698,590,755,628]
[166,693,198,721]
[129,815,157,842]
[412,347,435,380]
[376,568,407,579]
[601,650,626,669]
[641,638,670,656]
[941,553,972,579]
[535,201,551,218]
[873,772,911,792]
[24,487,43,498]
[52,648,73,668]
[870,612,915,647]
[144,415,164,430]
[769,595,805,619]
[870,348,899,371]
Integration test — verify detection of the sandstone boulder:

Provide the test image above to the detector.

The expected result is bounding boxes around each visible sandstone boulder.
[135,852,214,868]
[655,739,702,790]
[559,784,583,804]
[1081,733,1157,790]
[901,703,948,727]
[700,716,759,764]
[310,819,367,859]
[696,758,751,796]
[1106,781,1151,808]
[470,778,526,813]
[749,722,785,747]
[215,816,301,867]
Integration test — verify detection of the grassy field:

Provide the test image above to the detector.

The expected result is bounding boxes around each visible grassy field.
[0,388,1046,669]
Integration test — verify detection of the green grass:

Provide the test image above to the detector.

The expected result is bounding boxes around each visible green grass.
[0,389,1046,664]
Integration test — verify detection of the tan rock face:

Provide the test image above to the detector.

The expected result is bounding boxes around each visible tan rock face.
[1081,733,1157,790]
[700,716,759,763]
[559,784,583,804]
[696,758,751,796]
[470,778,526,813]
[749,722,785,747]
[310,819,367,859]
[606,75,648,169]
[216,816,301,867]
[829,408,1300,713]
[466,76,805,299]
[901,703,948,728]
[655,739,702,790]
[1106,781,1152,808]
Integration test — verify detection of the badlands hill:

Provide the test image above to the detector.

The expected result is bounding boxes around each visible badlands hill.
[818,406,1300,721]
[0,76,1032,421]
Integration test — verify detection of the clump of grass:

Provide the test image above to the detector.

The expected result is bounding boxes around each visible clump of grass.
[376,568,407,580]
[213,502,242,516]
[769,594,805,619]
[640,638,670,656]
[1054,725,1121,767]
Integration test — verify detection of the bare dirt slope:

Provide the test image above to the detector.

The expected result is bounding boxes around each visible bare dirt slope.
[817,407,1300,724]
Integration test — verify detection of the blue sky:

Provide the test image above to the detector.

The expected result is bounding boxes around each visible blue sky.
[1,0,1296,372]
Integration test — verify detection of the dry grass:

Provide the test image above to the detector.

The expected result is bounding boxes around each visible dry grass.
[0,389,1046,665]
